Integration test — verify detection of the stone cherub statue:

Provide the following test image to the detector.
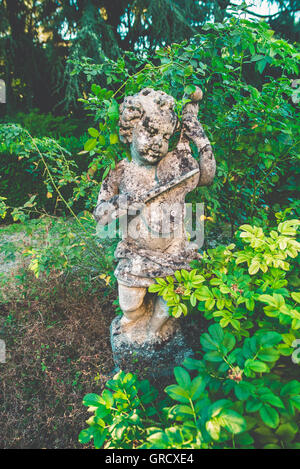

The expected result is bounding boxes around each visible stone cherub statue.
[94,87,215,375]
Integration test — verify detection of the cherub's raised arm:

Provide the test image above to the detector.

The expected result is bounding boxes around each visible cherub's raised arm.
[181,89,216,186]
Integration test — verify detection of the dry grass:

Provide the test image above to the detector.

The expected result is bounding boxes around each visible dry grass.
[0,272,116,448]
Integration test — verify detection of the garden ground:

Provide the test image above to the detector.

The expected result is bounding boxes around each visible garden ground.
[0,239,116,448]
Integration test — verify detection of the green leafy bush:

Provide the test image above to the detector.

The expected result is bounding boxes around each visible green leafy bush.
[79,218,300,449]
[78,369,247,449]
[0,108,89,215]
[0,215,117,303]
[149,219,300,329]
[2,109,86,139]
[0,123,82,215]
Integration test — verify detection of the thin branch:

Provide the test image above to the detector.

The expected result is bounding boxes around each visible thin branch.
[230,2,281,18]
[243,9,281,18]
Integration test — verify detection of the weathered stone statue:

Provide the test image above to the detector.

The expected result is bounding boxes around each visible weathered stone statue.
[94,87,215,377]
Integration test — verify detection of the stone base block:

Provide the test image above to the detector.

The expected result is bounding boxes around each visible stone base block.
[110,315,192,381]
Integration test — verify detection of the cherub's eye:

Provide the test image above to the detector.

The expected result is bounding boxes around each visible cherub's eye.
[148,127,158,136]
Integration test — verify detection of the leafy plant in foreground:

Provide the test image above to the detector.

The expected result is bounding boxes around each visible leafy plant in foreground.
[80,218,300,449]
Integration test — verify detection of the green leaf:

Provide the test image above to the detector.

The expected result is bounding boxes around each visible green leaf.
[108,101,119,121]
[110,133,119,144]
[250,54,265,62]
[209,323,224,344]
[147,431,168,447]
[82,393,105,407]
[84,138,97,152]
[206,419,221,440]
[195,286,212,301]
[278,220,300,236]
[230,319,240,330]
[205,298,216,310]
[102,389,114,408]
[208,399,232,418]
[204,350,223,362]
[200,333,218,351]
[259,405,279,429]
[249,262,260,275]
[183,357,204,372]
[223,332,236,352]
[290,395,300,411]
[91,83,101,95]
[246,360,268,373]
[156,278,167,285]
[219,409,247,434]
[189,293,196,307]
[184,65,193,77]
[291,292,300,303]
[93,428,108,449]
[95,405,110,418]
[102,165,111,181]
[276,422,298,442]
[148,283,163,293]
[281,380,300,396]
[257,347,280,362]
[113,423,127,441]
[257,58,268,74]
[174,367,191,389]
[165,384,190,404]
[235,382,252,400]
[174,271,182,282]
[98,135,106,146]
[235,432,254,446]
[263,444,281,449]
[246,398,262,413]
[190,376,206,401]
[259,391,285,409]
[171,404,194,418]
[258,294,277,307]
[259,331,282,347]
[78,427,94,444]
[88,127,99,138]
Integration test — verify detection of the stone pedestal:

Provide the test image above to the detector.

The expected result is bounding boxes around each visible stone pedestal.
[110,315,192,380]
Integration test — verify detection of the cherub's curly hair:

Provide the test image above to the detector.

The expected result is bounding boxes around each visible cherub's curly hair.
[119,88,177,144]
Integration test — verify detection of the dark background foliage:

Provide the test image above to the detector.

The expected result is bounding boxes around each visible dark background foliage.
[0,0,299,114]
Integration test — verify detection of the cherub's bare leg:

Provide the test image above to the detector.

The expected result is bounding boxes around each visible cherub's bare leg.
[118,283,173,339]
[118,283,147,326]
[149,295,172,336]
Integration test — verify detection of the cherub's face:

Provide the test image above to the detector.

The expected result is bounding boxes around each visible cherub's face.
[131,112,175,165]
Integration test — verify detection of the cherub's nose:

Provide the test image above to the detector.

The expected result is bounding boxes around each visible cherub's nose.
[153,135,163,147]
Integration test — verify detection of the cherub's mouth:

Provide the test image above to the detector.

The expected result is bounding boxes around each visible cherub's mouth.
[148,148,162,156]
[138,148,164,163]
